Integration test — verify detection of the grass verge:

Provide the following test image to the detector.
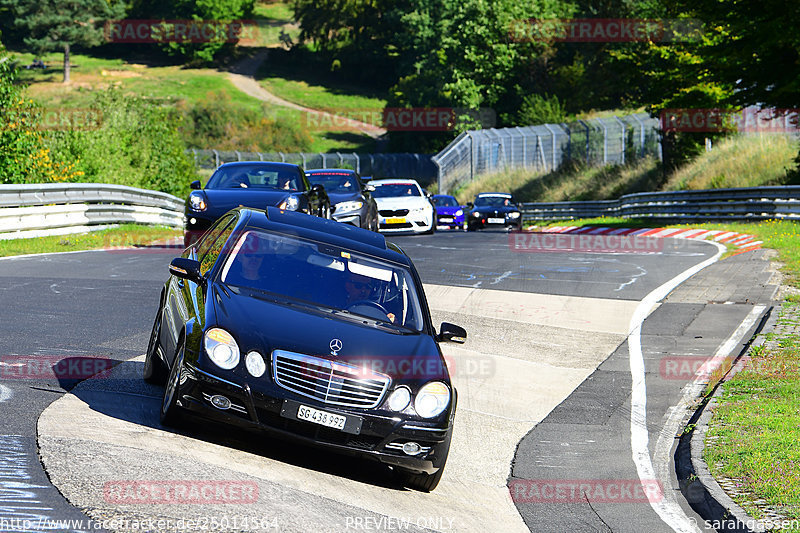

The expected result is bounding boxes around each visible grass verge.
[0,225,182,258]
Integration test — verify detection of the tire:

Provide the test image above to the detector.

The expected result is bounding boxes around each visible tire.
[396,432,452,492]
[143,309,167,384]
[160,343,185,426]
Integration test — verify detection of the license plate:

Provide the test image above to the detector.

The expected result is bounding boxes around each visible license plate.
[439,217,453,223]
[386,217,406,224]
[297,404,346,430]
[488,217,505,224]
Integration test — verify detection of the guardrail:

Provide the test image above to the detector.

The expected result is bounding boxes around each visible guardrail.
[0,183,184,240]
[521,186,800,222]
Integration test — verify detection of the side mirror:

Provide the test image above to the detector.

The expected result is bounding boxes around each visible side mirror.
[466,202,474,209]
[169,258,203,284]
[364,184,375,192]
[438,322,466,344]
[190,180,201,190]
[311,183,325,194]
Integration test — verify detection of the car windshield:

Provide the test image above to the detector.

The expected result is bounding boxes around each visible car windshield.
[371,183,421,198]
[433,196,458,207]
[221,230,425,332]
[306,172,358,193]
[475,195,514,207]
[206,164,304,192]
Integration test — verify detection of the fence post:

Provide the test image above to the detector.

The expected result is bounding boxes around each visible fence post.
[301,153,307,167]
[468,132,475,182]
[543,124,558,171]
[632,115,646,158]
[337,152,343,167]
[614,116,626,164]
[601,123,608,164]
[353,152,360,173]
[258,152,264,161]
[321,153,326,169]
[212,149,220,168]
[562,123,571,162]
[578,120,590,163]
[235,150,241,161]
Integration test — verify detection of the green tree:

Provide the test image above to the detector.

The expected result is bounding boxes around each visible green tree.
[130,0,254,63]
[6,0,125,83]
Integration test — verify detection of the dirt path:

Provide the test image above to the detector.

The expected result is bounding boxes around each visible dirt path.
[227,50,386,139]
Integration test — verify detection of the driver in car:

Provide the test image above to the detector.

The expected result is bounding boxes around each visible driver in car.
[343,272,396,323]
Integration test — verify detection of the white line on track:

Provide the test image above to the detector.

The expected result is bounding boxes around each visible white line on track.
[627,240,725,533]
[653,304,766,532]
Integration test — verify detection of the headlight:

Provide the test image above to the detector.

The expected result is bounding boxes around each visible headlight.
[509,211,520,219]
[471,211,481,218]
[188,192,206,212]
[414,381,450,418]
[387,386,411,412]
[335,200,363,213]
[278,195,300,211]
[245,351,266,377]
[455,209,463,216]
[204,328,240,370]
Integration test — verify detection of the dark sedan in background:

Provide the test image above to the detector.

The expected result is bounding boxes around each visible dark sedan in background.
[466,192,522,231]
[184,161,330,247]
[145,206,466,491]
[305,168,379,231]
[432,194,467,230]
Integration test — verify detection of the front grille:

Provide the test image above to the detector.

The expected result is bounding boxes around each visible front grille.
[379,209,409,217]
[380,222,413,229]
[272,350,391,409]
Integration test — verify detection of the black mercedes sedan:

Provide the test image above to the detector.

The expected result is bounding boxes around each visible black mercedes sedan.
[184,161,330,247]
[145,206,466,491]
[466,192,523,231]
[304,168,379,232]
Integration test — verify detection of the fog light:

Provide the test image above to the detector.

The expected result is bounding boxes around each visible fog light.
[402,442,423,456]
[190,217,197,225]
[210,395,231,410]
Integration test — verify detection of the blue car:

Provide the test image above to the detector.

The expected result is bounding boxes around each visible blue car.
[432,195,467,230]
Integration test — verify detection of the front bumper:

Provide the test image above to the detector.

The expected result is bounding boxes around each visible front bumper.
[378,212,434,233]
[332,212,362,227]
[436,214,465,228]
[175,363,452,475]
[469,214,522,229]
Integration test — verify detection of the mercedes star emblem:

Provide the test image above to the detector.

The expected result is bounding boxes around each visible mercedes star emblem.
[329,338,342,356]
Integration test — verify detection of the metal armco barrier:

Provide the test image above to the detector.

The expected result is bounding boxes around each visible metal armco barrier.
[521,186,800,222]
[0,183,184,240]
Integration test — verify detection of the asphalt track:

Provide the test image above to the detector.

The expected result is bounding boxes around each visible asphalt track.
[0,229,778,532]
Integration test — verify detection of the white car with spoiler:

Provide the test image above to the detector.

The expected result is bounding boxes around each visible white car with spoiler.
[367,179,435,234]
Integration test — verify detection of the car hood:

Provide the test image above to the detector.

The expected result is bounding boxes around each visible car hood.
[211,286,448,383]
[328,191,361,205]
[435,206,464,215]
[471,204,520,214]
[374,197,431,210]
[202,189,294,213]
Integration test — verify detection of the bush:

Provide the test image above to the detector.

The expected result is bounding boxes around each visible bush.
[179,91,313,152]
[44,89,197,197]
[0,43,80,184]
